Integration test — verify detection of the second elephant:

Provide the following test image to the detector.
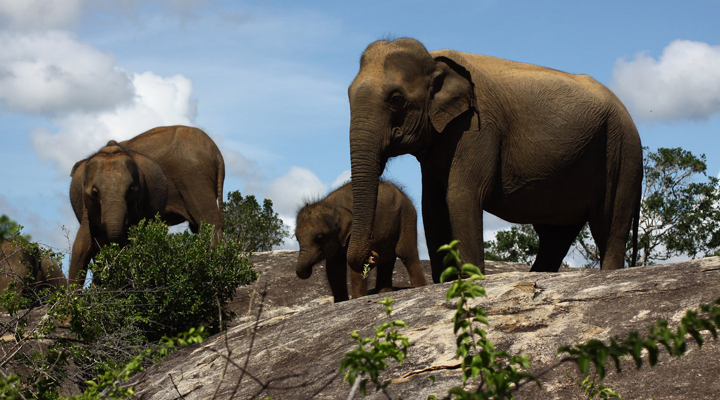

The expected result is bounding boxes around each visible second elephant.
[68,125,225,284]
[295,181,427,302]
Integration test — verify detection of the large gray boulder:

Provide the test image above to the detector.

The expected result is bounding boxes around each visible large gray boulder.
[132,252,720,399]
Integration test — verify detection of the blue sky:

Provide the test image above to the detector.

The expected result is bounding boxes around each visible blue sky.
[1,1,719,266]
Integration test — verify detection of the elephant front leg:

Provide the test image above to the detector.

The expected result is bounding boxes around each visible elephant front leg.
[375,255,396,293]
[325,255,350,302]
[422,182,454,283]
[446,190,486,274]
[349,269,368,299]
[68,215,96,287]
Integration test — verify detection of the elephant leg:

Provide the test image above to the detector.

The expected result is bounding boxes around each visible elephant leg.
[326,255,350,302]
[594,116,643,270]
[531,223,585,272]
[349,268,368,299]
[375,256,395,293]
[68,216,96,286]
[395,212,427,288]
[422,181,454,283]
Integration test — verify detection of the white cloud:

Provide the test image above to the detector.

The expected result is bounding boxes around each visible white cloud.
[330,170,351,190]
[0,0,83,31]
[0,31,133,115]
[30,71,196,173]
[264,166,327,218]
[611,40,720,121]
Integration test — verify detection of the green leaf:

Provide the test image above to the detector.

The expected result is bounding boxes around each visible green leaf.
[440,266,459,283]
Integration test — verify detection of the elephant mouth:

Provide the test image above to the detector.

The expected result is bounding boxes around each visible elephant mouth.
[296,265,313,279]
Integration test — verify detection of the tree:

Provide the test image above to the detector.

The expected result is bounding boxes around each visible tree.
[486,147,720,267]
[223,191,289,252]
[0,215,29,243]
[484,224,539,265]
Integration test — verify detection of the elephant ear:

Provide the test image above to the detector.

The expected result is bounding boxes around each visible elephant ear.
[130,152,168,217]
[429,56,474,133]
[69,159,87,222]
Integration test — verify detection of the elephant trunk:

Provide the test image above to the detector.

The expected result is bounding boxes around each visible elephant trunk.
[102,199,129,244]
[295,249,317,279]
[347,114,385,273]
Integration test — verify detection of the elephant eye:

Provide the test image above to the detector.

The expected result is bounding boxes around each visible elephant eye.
[91,187,99,197]
[315,233,324,243]
[388,93,406,112]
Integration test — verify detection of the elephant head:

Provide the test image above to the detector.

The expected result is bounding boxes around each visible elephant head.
[76,142,168,247]
[346,38,474,272]
[295,203,352,279]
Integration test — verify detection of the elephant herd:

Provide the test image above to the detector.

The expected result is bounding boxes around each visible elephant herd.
[2,38,643,303]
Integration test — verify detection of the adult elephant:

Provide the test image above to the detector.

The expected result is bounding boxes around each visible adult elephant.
[68,125,225,284]
[347,38,642,282]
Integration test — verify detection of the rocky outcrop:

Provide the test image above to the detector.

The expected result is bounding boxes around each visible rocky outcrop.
[132,252,720,399]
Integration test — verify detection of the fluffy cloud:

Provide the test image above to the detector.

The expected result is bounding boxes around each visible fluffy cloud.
[0,31,133,115]
[0,0,83,31]
[611,40,720,121]
[264,166,328,218]
[30,71,196,173]
[330,170,351,190]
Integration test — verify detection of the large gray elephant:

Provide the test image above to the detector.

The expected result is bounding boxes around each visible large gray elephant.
[295,181,427,302]
[68,125,225,284]
[346,38,643,282]
[1,238,67,295]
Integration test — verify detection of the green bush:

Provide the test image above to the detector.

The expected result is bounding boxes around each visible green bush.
[90,216,257,339]
[1,216,256,397]
[224,191,288,252]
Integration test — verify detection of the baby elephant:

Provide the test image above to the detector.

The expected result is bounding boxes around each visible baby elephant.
[1,239,67,295]
[295,181,427,302]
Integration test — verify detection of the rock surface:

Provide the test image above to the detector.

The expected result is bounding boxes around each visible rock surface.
[132,252,720,399]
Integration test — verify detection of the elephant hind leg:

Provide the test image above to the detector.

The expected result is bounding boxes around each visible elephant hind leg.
[395,212,427,288]
[530,222,585,272]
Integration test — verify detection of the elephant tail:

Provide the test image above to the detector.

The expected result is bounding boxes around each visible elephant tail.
[630,196,640,267]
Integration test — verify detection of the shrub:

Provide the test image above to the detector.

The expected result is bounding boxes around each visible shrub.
[224,191,289,252]
[1,216,257,397]
[91,216,257,338]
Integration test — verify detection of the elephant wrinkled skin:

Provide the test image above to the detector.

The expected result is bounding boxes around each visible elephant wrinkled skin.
[1,239,67,295]
[295,181,427,302]
[68,125,225,284]
[346,38,643,282]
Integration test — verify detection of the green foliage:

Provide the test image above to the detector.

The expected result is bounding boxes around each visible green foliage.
[483,225,539,265]
[567,373,621,399]
[224,191,289,252]
[1,217,256,397]
[340,296,410,396]
[61,328,206,400]
[0,374,23,400]
[636,147,720,264]
[0,215,30,243]
[558,298,720,380]
[439,240,535,399]
[91,216,257,338]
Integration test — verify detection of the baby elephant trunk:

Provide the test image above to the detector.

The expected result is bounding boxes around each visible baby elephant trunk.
[295,249,318,279]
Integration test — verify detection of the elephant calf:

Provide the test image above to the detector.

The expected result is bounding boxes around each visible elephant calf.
[1,239,67,295]
[68,125,225,284]
[295,181,427,302]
